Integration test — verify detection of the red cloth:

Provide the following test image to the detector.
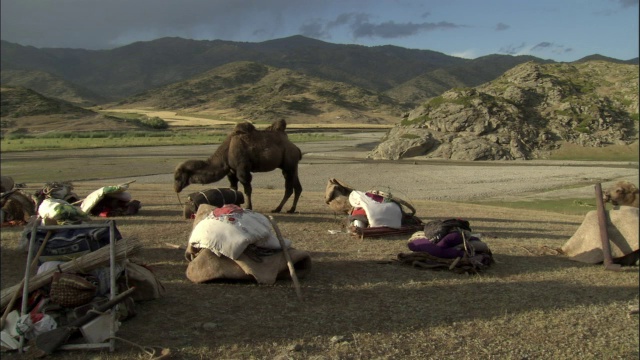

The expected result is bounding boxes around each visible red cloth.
[365,192,385,203]
[213,204,244,217]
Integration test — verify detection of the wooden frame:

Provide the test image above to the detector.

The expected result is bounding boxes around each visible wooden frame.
[19,219,119,353]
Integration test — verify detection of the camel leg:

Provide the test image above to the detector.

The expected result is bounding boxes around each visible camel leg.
[273,170,302,213]
[288,174,302,213]
[227,173,239,191]
[235,171,253,210]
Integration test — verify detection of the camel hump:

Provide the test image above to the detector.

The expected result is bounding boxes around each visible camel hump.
[233,121,256,135]
[265,119,287,132]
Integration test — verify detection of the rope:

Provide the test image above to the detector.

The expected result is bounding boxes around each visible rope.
[213,189,224,205]
[67,256,90,274]
[110,336,171,360]
[366,186,416,216]
[199,191,211,205]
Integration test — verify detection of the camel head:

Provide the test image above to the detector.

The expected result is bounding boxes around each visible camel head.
[174,159,228,193]
[603,181,639,208]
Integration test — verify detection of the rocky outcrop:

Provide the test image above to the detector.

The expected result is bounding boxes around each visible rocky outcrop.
[368,61,639,161]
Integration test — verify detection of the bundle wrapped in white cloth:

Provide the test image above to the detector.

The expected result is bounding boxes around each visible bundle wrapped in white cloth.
[38,198,88,222]
[349,190,402,229]
[81,183,132,213]
[188,205,291,260]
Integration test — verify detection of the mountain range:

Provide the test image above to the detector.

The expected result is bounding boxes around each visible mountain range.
[1,35,638,127]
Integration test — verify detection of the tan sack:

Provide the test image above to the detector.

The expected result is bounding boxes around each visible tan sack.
[324,178,355,214]
[561,206,639,264]
[186,248,312,285]
[125,262,165,301]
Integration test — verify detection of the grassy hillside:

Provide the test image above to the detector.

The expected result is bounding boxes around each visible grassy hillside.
[0,86,94,117]
[0,86,151,135]
[113,61,407,125]
[0,69,107,106]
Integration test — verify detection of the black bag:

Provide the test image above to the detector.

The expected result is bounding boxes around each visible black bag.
[184,188,244,219]
[423,218,471,243]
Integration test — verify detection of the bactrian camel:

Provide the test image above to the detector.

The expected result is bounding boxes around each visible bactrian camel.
[174,119,303,213]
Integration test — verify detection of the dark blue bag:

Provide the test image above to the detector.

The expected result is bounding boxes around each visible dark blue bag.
[22,222,122,264]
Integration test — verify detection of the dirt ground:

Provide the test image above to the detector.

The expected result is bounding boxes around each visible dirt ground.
[0,135,638,359]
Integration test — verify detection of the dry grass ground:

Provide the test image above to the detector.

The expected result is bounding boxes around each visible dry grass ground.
[0,140,638,359]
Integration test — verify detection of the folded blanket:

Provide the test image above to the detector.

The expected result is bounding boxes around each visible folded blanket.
[188,204,291,260]
[408,232,484,259]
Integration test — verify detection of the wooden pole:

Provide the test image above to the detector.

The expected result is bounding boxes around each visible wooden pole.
[0,227,53,329]
[268,216,303,301]
[594,183,621,271]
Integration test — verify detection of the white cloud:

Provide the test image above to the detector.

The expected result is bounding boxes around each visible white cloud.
[449,49,477,59]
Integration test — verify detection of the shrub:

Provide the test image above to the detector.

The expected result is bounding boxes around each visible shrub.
[140,116,169,129]
[284,98,313,112]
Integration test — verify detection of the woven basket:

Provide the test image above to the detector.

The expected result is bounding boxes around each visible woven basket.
[49,272,97,308]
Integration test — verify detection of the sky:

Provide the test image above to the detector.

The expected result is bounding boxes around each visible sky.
[1,0,638,62]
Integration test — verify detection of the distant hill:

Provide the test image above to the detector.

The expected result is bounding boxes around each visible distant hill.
[386,54,554,104]
[574,54,639,65]
[0,86,94,117]
[114,61,405,124]
[1,69,107,106]
[0,86,144,135]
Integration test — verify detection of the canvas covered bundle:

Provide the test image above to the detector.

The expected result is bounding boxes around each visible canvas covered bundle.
[81,182,141,217]
[349,190,403,229]
[185,204,311,284]
[324,178,423,238]
[349,191,422,238]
